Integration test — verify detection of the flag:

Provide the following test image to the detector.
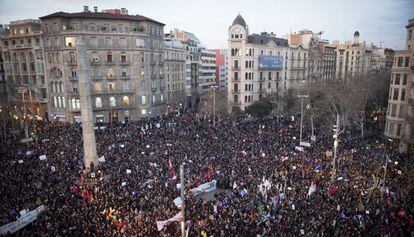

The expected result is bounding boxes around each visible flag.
[168,158,175,177]
[307,180,316,198]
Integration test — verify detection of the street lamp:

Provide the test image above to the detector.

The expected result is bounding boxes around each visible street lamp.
[211,85,219,127]
[297,94,309,144]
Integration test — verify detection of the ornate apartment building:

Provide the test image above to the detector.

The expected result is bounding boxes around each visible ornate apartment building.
[172,28,202,110]
[334,31,373,81]
[39,7,166,122]
[385,18,414,155]
[288,30,336,83]
[227,15,309,111]
[0,20,48,118]
[164,33,186,114]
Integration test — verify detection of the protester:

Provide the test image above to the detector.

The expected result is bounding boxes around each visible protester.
[0,114,412,236]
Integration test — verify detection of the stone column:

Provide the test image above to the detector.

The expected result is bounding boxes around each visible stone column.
[76,37,98,168]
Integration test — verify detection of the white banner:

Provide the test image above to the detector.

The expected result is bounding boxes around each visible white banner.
[156,212,182,231]
[190,180,217,196]
[0,205,45,235]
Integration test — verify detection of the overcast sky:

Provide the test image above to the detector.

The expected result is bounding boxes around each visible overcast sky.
[0,0,412,50]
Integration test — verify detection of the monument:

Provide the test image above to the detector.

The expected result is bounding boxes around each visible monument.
[76,37,98,168]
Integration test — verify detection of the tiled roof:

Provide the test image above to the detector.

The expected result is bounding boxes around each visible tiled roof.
[40,11,164,26]
[247,34,288,46]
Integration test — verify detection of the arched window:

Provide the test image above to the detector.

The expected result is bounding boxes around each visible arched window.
[50,67,62,79]
[58,96,62,108]
[95,97,102,108]
[53,96,57,107]
[109,96,116,107]
[122,96,129,105]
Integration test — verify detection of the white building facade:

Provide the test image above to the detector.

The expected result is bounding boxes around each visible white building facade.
[227,15,309,111]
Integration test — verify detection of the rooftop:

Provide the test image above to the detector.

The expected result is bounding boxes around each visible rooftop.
[39,11,164,26]
[247,33,288,47]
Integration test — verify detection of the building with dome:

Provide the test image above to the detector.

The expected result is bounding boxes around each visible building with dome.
[333,31,373,81]
[227,14,309,112]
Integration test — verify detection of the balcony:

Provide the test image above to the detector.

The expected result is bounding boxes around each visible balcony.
[151,87,157,93]
[159,86,165,91]
[105,76,117,80]
[119,60,130,66]
[67,60,77,66]
[159,74,165,79]
[69,76,78,81]
[150,74,156,79]
[105,60,117,66]
[91,74,102,80]
[232,66,240,71]
[150,60,156,66]
[159,61,165,66]
[232,77,239,81]
[232,89,241,93]
[120,74,131,79]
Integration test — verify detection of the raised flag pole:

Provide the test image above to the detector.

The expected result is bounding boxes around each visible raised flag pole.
[180,164,185,237]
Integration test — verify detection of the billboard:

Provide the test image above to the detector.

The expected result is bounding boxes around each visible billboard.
[258,55,283,70]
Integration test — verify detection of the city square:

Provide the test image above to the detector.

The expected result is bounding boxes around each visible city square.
[0,0,413,236]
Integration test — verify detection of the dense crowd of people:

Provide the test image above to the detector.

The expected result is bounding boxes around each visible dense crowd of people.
[1,113,413,236]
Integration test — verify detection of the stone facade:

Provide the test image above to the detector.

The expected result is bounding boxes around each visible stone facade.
[334,32,373,81]
[39,8,166,122]
[385,18,414,154]
[164,34,186,114]
[0,20,47,119]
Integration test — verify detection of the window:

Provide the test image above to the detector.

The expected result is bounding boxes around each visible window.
[94,83,102,92]
[53,96,57,107]
[396,123,402,136]
[109,97,116,107]
[409,29,413,40]
[123,81,129,91]
[107,53,112,62]
[401,89,406,101]
[120,38,127,47]
[121,53,127,62]
[90,37,98,47]
[65,37,76,47]
[107,68,114,78]
[108,82,115,92]
[122,96,130,105]
[404,57,409,67]
[397,57,403,67]
[142,95,146,105]
[136,39,145,48]
[391,104,396,117]
[395,74,400,85]
[95,97,102,108]
[121,68,128,77]
[105,37,112,47]
[71,67,77,78]
[402,74,408,85]
[92,67,99,77]
[399,105,405,118]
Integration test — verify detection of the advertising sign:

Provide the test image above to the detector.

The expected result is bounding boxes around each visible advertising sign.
[258,55,283,70]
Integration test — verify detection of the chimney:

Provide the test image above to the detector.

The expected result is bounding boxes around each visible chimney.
[94,6,98,12]
[83,6,89,12]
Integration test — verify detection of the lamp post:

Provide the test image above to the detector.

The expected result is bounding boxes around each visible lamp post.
[297,94,309,144]
[211,85,219,127]
[180,164,185,237]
